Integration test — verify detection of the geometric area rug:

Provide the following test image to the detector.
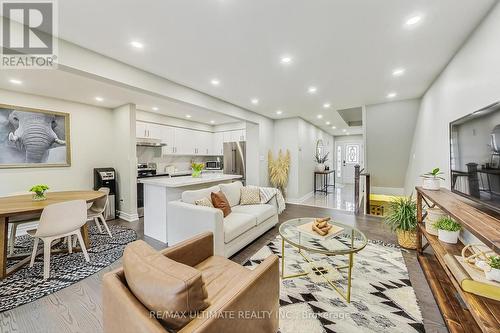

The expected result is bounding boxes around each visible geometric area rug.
[0,225,137,313]
[243,236,425,333]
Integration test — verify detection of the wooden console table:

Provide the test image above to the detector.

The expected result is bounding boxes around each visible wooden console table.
[416,187,500,333]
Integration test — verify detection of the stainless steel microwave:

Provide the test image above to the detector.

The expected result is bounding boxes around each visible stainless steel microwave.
[205,161,222,170]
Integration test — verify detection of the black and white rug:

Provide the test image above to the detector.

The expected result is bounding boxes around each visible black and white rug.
[0,225,137,312]
[244,236,425,333]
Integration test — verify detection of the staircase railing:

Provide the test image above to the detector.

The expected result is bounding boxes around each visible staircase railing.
[354,165,370,215]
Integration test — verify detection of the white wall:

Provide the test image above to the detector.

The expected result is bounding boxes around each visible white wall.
[273,118,299,199]
[366,99,420,192]
[405,3,500,244]
[405,3,500,194]
[0,89,116,195]
[137,110,214,132]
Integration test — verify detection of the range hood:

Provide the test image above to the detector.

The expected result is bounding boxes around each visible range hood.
[136,138,167,147]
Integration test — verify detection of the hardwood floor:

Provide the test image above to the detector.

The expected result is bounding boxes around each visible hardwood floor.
[0,204,448,333]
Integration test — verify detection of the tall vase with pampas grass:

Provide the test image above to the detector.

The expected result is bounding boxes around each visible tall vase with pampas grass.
[268,149,291,198]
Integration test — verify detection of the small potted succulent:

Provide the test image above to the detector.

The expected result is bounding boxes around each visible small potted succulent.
[30,184,49,201]
[433,216,461,244]
[191,162,204,178]
[384,196,418,249]
[421,167,444,190]
[485,255,500,282]
[314,152,329,172]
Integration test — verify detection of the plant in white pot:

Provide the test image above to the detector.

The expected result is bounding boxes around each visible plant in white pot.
[485,255,500,282]
[433,216,461,244]
[421,167,444,190]
[314,151,329,172]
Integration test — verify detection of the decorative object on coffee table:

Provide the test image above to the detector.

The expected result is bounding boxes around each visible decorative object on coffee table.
[29,184,49,201]
[296,217,344,240]
[421,167,444,190]
[434,216,461,244]
[279,217,367,302]
[384,196,418,249]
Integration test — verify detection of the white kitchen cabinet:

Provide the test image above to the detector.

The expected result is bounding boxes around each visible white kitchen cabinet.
[136,121,165,141]
[136,122,148,138]
[160,126,175,154]
[213,132,224,155]
[173,127,195,155]
[229,129,246,142]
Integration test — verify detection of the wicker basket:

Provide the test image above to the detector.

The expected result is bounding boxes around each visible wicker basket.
[396,229,417,250]
[425,207,445,236]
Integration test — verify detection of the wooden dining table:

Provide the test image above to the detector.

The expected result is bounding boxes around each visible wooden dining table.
[0,190,106,279]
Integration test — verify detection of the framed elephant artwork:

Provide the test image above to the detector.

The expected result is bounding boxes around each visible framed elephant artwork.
[0,104,71,168]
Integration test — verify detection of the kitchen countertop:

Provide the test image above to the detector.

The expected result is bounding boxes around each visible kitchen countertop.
[138,173,242,188]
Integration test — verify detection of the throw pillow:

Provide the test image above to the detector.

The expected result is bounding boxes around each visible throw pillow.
[211,191,232,217]
[195,197,214,207]
[219,181,243,207]
[123,240,209,330]
[240,186,261,205]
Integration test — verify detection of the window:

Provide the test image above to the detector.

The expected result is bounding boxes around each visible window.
[336,146,342,177]
[345,144,360,164]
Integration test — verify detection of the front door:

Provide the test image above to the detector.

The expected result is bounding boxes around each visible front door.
[335,140,364,184]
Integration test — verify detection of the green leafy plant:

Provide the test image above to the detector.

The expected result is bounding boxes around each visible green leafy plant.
[191,162,204,177]
[421,167,445,180]
[489,255,500,270]
[433,216,461,232]
[384,196,417,232]
[29,184,49,199]
[314,151,329,164]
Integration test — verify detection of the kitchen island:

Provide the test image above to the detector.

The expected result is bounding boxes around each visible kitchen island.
[139,173,242,243]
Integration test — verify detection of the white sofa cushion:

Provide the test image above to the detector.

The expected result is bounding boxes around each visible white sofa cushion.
[231,204,276,225]
[223,213,256,243]
[219,181,243,207]
[182,185,220,204]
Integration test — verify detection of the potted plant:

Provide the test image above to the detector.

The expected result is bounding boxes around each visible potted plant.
[425,207,446,236]
[433,216,461,244]
[314,151,329,172]
[421,167,444,190]
[485,255,500,282]
[191,162,204,178]
[384,196,418,249]
[29,184,49,201]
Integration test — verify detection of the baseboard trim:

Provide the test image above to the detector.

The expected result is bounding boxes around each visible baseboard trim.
[117,211,139,222]
[371,187,405,196]
[286,191,314,204]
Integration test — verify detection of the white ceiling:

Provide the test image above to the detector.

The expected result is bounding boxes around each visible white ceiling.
[0,69,240,125]
[4,0,498,135]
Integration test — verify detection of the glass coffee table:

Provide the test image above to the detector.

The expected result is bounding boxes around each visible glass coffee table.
[279,217,367,302]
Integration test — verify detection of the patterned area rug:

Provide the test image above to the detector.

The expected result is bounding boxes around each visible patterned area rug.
[244,236,425,333]
[0,225,136,312]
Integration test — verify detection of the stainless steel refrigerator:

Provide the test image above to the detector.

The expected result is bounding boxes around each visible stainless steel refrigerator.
[223,141,246,184]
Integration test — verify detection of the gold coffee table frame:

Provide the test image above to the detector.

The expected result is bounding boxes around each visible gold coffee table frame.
[279,218,367,303]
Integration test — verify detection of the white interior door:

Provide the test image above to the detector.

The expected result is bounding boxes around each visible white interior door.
[335,140,364,184]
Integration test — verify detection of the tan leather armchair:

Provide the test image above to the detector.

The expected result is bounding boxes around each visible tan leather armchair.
[103,232,280,333]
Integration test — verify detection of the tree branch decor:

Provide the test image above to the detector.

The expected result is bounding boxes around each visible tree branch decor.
[268,149,291,198]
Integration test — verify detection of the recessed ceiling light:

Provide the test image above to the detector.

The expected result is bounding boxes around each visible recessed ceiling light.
[251,98,259,105]
[342,129,347,132]
[9,79,22,85]
[210,120,215,124]
[392,68,406,76]
[346,132,350,135]
[387,92,397,99]
[323,103,331,108]
[130,41,144,49]
[210,78,220,86]
[276,110,283,115]
[280,56,292,64]
[331,126,336,129]
[95,96,104,102]
[185,114,192,118]
[152,106,159,111]
[317,114,323,119]
[405,15,422,26]
[308,86,318,94]
[326,121,331,125]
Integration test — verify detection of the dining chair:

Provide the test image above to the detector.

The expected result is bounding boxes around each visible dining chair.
[87,187,112,237]
[28,200,90,280]
[2,192,40,255]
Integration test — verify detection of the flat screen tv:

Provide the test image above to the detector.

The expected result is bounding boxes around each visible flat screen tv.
[450,101,500,214]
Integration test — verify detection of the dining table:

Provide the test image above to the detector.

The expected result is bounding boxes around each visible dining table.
[0,190,106,279]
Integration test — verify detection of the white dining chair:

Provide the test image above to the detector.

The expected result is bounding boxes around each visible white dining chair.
[2,192,40,255]
[28,200,90,280]
[87,187,112,237]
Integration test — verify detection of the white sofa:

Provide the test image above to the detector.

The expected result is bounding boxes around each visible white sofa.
[167,181,279,257]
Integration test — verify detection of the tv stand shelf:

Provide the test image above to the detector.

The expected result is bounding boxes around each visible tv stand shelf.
[416,187,500,333]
